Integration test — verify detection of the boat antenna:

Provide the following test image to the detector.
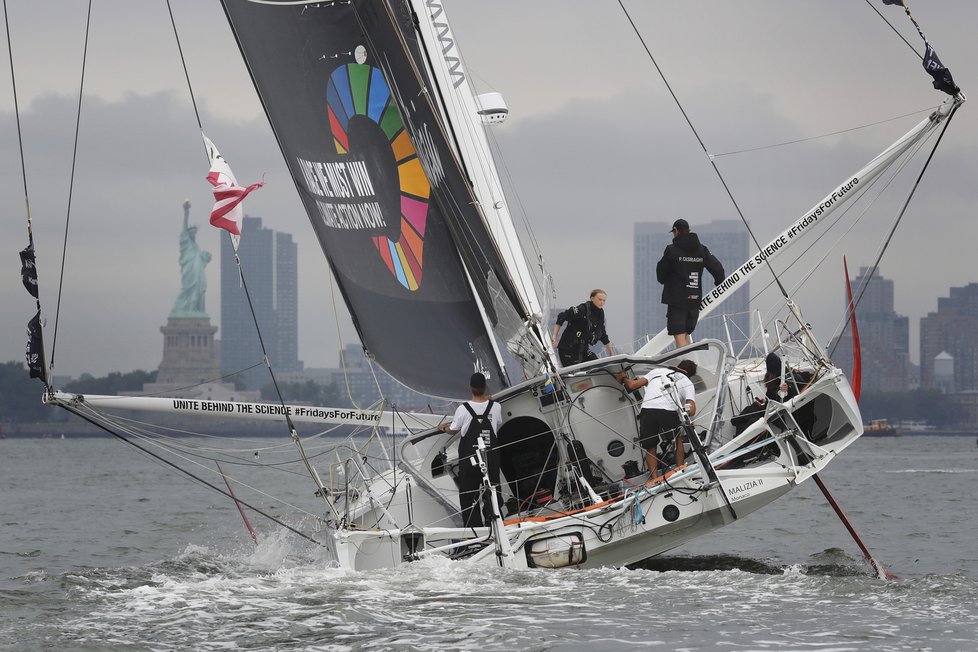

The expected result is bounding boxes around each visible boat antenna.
[615,0,792,303]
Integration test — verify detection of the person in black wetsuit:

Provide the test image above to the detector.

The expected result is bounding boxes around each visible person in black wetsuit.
[656,219,725,348]
[552,289,614,367]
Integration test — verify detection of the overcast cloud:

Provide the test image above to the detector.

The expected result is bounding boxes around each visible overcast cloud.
[2,0,976,379]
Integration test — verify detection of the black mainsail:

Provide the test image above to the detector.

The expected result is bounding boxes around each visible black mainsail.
[221,1,528,397]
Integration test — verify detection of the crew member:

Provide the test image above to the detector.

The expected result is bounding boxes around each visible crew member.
[617,360,697,482]
[552,289,614,367]
[437,372,503,528]
[656,219,725,348]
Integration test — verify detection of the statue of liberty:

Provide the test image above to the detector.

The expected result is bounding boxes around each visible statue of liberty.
[171,200,212,317]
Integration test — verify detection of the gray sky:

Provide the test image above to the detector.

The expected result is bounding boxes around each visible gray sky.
[2,0,976,380]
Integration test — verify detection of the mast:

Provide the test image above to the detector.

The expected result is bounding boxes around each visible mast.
[406,0,556,374]
[351,0,557,377]
[407,0,548,321]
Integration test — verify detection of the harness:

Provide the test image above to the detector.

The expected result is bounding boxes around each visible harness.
[461,400,495,450]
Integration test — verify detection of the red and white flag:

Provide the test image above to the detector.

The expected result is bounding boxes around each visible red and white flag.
[203,133,264,251]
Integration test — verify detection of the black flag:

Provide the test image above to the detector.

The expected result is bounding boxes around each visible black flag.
[26,310,47,383]
[19,244,39,298]
[883,0,961,96]
[923,42,960,96]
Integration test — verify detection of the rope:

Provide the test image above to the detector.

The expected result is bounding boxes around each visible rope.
[48,0,93,376]
[863,0,924,60]
[61,403,325,545]
[616,0,791,303]
[3,0,30,232]
[327,269,368,409]
[828,105,959,357]
[163,1,334,516]
[710,107,935,158]
[5,0,49,388]
[165,0,203,132]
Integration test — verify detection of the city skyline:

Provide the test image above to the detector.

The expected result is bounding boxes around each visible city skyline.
[831,268,911,393]
[920,283,978,393]
[220,215,302,391]
[2,2,977,378]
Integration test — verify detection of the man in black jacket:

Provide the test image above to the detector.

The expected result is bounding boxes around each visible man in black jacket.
[552,289,614,367]
[656,219,725,348]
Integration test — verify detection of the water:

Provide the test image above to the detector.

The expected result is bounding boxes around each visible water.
[2,435,977,650]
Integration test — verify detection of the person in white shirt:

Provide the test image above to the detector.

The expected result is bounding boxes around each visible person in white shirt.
[437,373,503,527]
[617,360,697,482]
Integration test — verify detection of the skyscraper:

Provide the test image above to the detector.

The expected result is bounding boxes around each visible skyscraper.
[919,282,978,392]
[633,220,749,350]
[220,216,302,389]
[830,268,909,392]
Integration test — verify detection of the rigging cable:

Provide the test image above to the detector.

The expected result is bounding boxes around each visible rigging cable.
[710,107,935,158]
[5,0,49,388]
[741,128,932,336]
[616,0,791,303]
[828,105,959,356]
[863,0,925,62]
[61,404,324,546]
[163,0,338,521]
[3,0,30,235]
[826,0,966,353]
[165,0,203,133]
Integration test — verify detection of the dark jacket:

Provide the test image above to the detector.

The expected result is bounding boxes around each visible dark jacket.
[656,232,725,307]
[555,301,609,360]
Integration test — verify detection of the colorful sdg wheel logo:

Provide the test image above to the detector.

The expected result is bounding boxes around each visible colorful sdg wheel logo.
[326,63,428,291]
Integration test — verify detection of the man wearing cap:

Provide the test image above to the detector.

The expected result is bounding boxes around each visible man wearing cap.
[617,360,698,482]
[656,219,725,348]
[437,373,503,528]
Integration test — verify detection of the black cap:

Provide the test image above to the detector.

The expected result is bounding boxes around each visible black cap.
[670,218,689,233]
[470,372,487,390]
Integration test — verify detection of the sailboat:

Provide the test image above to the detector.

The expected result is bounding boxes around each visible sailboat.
[37,1,963,571]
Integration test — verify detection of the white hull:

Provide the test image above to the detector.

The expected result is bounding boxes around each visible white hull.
[324,339,863,571]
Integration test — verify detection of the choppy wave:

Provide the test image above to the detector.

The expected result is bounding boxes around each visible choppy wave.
[886,468,978,474]
[6,540,969,651]
[4,437,978,650]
